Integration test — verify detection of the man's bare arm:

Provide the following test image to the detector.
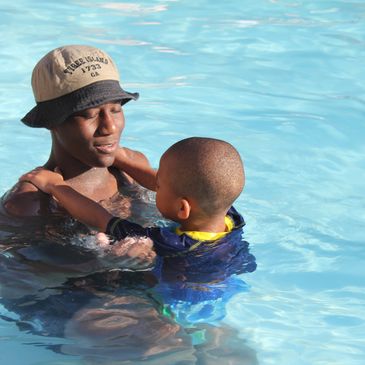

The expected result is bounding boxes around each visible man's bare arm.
[3,181,47,217]
[19,169,112,232]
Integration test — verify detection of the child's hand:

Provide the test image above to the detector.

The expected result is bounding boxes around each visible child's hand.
[113,146,130,167]
[19,167,65,194]
[113,147,157,191]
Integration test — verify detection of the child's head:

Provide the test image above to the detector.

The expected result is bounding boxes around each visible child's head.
[156,137,244,221]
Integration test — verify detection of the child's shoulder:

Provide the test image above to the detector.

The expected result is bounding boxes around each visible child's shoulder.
[227,206,245,228]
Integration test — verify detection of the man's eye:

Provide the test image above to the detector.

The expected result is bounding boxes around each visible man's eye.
[73,112,97,119]
[112,108,122,114]
[85,114,98,119]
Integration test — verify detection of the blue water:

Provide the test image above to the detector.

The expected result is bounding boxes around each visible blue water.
[0,0,365,364]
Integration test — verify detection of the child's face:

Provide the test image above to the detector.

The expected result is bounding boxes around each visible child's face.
[155,156,180,221]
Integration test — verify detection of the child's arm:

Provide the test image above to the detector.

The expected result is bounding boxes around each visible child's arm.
[19,168,113,232]
[113,147,157,191]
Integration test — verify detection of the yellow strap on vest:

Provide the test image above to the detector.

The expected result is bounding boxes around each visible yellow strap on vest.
[175,215,234,242]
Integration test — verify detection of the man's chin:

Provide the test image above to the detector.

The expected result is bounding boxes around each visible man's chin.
[93,155,115,168]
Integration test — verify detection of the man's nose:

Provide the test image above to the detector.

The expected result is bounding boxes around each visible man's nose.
[97,110,116,135]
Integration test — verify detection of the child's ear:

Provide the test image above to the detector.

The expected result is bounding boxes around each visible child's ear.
[177,198,191,220]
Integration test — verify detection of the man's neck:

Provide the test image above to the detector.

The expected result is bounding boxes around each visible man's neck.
[45,150,118,202]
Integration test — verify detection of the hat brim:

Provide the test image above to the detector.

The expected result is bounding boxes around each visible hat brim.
[22,80,139,128]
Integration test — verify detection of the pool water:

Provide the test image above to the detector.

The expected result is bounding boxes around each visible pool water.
[0,1,364,364]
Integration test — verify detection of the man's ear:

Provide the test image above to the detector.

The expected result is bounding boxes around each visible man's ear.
[177,198,191,220]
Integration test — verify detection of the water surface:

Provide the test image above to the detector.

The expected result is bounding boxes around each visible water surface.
[0,1,364,364]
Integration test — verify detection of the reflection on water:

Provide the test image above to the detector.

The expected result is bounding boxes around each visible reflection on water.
[0,185,257,364]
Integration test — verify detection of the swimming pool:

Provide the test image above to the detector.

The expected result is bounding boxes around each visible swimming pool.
[0,0,364,364]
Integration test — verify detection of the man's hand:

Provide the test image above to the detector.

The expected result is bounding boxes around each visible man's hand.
[19,167,65,194]
[103,236,156,271]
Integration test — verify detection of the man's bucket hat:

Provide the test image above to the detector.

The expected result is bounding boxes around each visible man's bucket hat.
[22,45,139,128]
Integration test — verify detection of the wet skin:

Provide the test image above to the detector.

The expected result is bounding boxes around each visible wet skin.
[2,101,156,270]
[4,102,148,216]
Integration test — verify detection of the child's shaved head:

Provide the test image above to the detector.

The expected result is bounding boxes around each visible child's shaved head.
[161,137,244,215]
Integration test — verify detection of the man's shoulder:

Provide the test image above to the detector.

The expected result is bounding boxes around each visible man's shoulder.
[2,181,50,217]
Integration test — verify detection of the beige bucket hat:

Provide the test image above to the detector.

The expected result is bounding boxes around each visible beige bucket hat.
[22,45,139,128]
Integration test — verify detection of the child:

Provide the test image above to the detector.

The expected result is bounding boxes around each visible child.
[20,137,255,280]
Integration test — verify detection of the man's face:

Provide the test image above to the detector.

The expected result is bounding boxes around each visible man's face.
[52,102,125,167]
